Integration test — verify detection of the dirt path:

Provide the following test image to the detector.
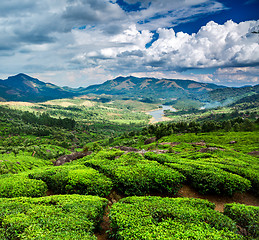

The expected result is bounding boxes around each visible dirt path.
[95,190,124,240]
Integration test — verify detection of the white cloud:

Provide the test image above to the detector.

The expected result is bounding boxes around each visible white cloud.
[213,67,259,86]
[143,20,259,70]
[80,20,259,74]
[0,0,258,87]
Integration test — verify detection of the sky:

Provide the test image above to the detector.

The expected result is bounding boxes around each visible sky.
[0,0,258,87]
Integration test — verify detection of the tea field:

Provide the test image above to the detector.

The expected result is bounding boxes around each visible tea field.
[0,99,258,239]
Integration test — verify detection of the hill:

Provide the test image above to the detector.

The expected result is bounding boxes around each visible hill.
[83,76,226,99]
[208,85,259,103]
[0,73,75,102]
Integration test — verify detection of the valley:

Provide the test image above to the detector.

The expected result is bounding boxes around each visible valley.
[0,75,258,240]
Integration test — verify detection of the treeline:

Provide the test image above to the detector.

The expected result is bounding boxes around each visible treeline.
[141,117,258,139]
[0,106,76,130]
[21,112,76,130]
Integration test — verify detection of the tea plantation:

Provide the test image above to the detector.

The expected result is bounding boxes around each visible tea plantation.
[0,103,258,239]
[110,196,244,239]
[0,195,108,239]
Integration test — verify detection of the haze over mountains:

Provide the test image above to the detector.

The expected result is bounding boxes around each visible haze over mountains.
[0,73,258,104]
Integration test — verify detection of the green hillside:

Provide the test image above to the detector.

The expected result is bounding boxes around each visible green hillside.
[0,97,258,239]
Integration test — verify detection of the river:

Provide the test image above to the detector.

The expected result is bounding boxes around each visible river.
[148,105,176,123]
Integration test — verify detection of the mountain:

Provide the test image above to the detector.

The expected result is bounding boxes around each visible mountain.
[208,85,259,103]
[0,73,76,102]
[2,74,257,104]
[82,76,226,99]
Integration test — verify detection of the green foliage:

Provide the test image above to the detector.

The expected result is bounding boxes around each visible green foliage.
[161,131,258,154]
[84,151,185,196]
[142,118,257,140]
[110,196,243,240]
[148,151,253,194]
[0,98,153,151]
[28,165,113,197]
[0,194,107,239]
[0,152,52,175]
[224,203,259,238]
[145,151,252,196]
[0,175,47,198]
[88,142,103,152]
[171,164,251,195]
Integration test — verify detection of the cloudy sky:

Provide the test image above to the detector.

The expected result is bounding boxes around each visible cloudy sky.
[0,0,258,87]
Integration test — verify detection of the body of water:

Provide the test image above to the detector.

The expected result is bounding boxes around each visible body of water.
[148,105,176,123]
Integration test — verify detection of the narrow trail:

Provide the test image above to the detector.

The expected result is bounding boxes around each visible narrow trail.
[95,191,124,240]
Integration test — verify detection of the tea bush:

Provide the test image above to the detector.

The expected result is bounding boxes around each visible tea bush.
[0,194,108,240]
[166,162,251,195]
[28,164,113,197]
[224,203,259,238]
[110,196,243,240]
[84,151,185,195]
[0,152,52,175]
[0,175,47,198]
[144,152,252,195]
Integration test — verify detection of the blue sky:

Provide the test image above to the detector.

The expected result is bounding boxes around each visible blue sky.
[0,0,258,87]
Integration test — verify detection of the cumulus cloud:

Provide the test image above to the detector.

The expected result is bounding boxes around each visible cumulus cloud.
[77,20,259,73]
[0,0,258,87]
[145,20,259,70]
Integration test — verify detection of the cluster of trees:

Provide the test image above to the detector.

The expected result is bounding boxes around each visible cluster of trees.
[20,112,76,130]
[0,106,76,130]
[141,117,258,139]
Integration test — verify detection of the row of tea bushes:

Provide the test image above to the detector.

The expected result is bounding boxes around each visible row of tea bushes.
[144,152,252,196]
[83,150,185,196]
[0,195,107,240]
[0,175,47,198]
[0,152,52,175]
[109,196,243,240]
[28,165,113,197]
[166,163,251,195]
[0,164,113,198]
[168,150,259,195]
[224,203,259,239]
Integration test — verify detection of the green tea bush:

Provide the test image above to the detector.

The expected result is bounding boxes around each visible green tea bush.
[219,165,259,196]
[224,203,259,238]
[0,152,52,175]
[144,152,251,196]
[110,196,243,240]
[0,176,47,198]
[28,165,113,197]
[84,151,185,195]
[0,194,107,240]
[144,151,174,163]
[92,148,124,160]
[166,162,251,195]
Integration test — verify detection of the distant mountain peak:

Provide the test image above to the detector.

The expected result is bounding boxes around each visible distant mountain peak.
[82,76,226,99]
[0,73,75,102]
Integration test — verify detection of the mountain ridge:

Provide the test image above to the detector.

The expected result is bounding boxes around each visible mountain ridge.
[0,73,258,103]
[82,76,226,99]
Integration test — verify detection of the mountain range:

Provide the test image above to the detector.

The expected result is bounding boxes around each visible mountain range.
[0,73,258,103]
